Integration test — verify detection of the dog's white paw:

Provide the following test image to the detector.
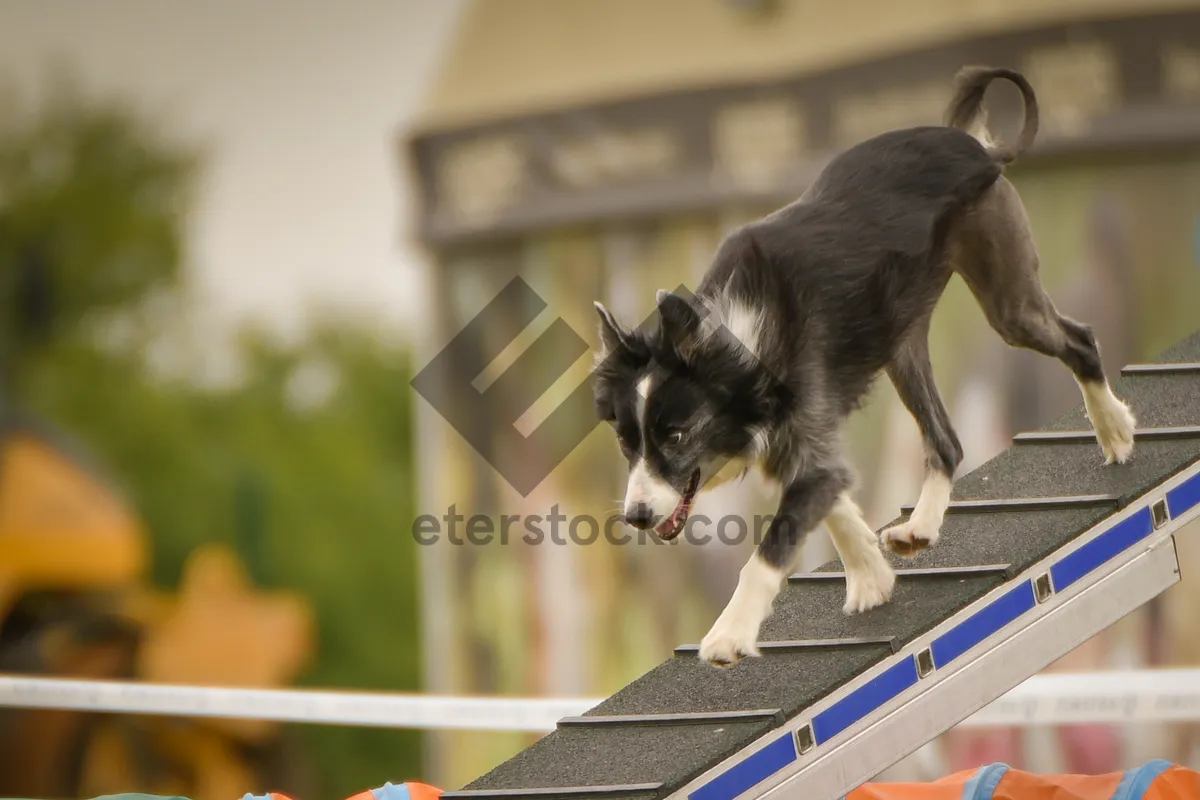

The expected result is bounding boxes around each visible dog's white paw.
[1087,391,1136,465]
[842,552,896,615]
[699,617,761,668]
[881,519,940,558]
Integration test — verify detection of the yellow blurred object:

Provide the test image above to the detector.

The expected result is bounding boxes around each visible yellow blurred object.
[0,417,317,800]
[138,543,315,742]
[75,716,264,800]
[0,431,146,590]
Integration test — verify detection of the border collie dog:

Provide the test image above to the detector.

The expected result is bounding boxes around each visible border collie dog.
[591,67,1137,668]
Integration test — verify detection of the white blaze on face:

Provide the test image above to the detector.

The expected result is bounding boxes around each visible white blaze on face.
[623,374,682,521]
[624,457,683,521]
[635,374,651,426]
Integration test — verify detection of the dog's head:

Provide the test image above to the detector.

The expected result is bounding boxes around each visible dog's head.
[592,290,784,540]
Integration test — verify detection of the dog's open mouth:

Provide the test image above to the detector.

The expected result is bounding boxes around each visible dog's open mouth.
[655,470,701,541]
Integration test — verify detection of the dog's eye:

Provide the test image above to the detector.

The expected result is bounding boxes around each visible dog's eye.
[667,430,684,444]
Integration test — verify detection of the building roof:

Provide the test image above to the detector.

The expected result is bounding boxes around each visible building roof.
[406,3,1200,248]
[414,0,1200,132]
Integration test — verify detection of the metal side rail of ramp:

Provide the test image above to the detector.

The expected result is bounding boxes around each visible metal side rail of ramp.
[443,329,1200,800]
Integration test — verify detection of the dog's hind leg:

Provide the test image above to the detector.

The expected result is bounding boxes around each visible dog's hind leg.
[880,318,963,557]
[698,466,848,667]
[953,177,1135,464]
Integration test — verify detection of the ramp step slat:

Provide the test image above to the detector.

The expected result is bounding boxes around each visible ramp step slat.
[791,565,1012,581]
[900,495,1116,515]
[1014,426,1200,443]
[561,709,785,727]
[1121,362,1200,374]
[673,637,896,656]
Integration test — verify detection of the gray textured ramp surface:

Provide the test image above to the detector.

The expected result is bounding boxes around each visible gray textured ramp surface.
[760,574,1002,644]
[451,329,1200,800]
[1042,373,1200,431]
[815,507,1112,575]
[587,644,893,719]
[948,439,1199,504]
[446,719,774,797]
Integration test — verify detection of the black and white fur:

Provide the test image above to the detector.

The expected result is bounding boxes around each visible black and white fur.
[591,67,1137,668]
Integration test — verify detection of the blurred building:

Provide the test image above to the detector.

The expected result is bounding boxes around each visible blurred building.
[402,0,1200,787]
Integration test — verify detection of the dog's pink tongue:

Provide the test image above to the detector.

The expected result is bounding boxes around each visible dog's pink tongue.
[656,498,688,539]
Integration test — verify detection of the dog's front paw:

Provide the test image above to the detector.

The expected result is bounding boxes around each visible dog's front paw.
[699,621,761,668]
[881,519,939,558]
[1094,396,1136,465]
[1082,384,1136,464]
[843,551,896,615]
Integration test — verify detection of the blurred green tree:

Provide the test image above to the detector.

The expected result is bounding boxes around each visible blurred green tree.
[1,73,423,796]
[0,74,198,381]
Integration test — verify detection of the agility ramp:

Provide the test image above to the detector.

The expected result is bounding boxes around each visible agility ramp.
[443,327,1200,800]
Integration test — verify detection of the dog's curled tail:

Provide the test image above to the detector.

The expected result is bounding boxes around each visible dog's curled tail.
[944,66,1039,165]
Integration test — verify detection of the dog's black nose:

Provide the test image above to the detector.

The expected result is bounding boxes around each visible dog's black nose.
[624,504,655,530]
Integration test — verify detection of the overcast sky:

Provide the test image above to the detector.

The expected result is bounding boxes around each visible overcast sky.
[0,1,464,359]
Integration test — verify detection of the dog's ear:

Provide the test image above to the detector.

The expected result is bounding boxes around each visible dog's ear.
[656,289,702,361]
[594,301,631,357]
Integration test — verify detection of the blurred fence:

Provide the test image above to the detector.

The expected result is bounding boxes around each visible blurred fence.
[2,669,1200,731]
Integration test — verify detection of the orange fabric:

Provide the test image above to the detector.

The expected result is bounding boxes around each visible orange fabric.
[987,770,1123,800]
[1147,765,1200,800]
[851,782,966,800]
[850,768,974,800]
[848,764,1200,800]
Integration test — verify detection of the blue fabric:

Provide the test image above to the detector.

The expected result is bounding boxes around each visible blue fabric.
[961,762,1010,800]
[1111,759,1175,800]
[371,783,413,800]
